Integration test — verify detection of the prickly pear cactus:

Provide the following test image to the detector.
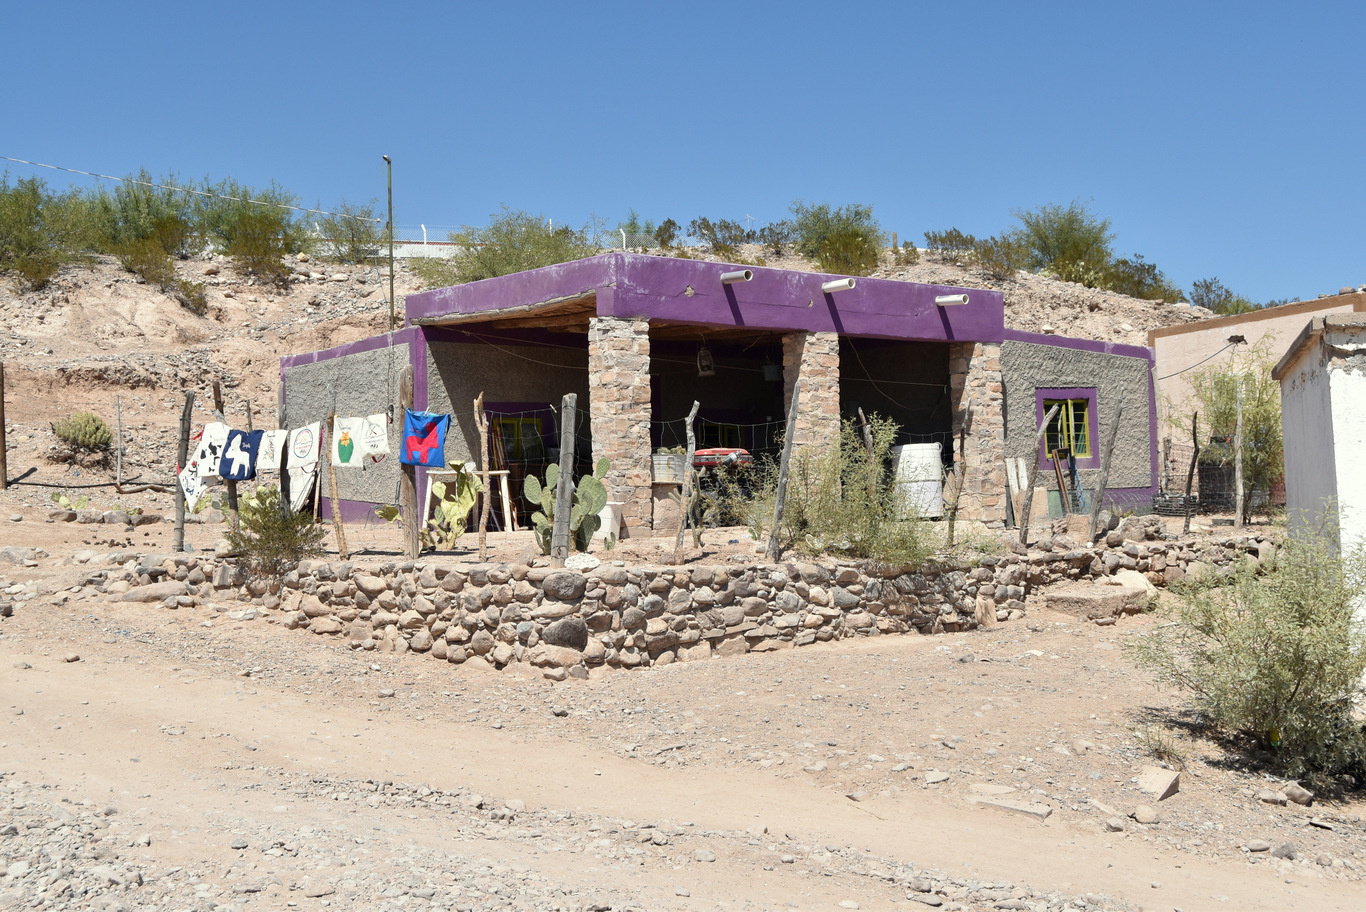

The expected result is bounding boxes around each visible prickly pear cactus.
[522,459,613,554]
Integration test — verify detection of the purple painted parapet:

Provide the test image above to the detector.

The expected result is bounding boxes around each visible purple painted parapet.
[1004,328,1159,496]
[405,253,1005,344]
[278,327,425,403]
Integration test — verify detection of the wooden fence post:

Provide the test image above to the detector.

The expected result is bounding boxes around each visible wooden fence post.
[399,366,420,559]
[1017,404,1060,545]
[0,362,8,491]
[1183,413,1200,535]
[1087,398,1125,540]
[475,392,490,561]
[173,391,194,552]
[767,380,801,562]
[674,400,700,563]
[212,381,239,531]
[550,393,578,568]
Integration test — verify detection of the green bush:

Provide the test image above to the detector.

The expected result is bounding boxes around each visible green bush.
[757,220,794,257]
[1190,277,1259,314]
[688,216,752,257]
[523,458,610,554]
[653,218,680,249]
[226,485,326,577]
[733,415,937,567]
[790,202,885,277]
[891,241,920,266]
[52,412,112,450]
[1007,200,1114,285]
[316,199,384,264]
[1127,533,1366,787]
[226,207,293,287]
[971,234,1029,280]
[923,228,977,266]
[414,207,597,287]
[1101,253,1184,302]
[0,175,97,290]
[116,234,208,314]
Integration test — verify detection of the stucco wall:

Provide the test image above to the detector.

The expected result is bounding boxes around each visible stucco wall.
[281,342,409,506]
[1330,367,1366,557]
[1279,346,1337,539]
[426,339,589,468]
[1001,339,1153,496]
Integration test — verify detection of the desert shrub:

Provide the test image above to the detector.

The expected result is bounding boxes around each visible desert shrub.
[414,207,597,287]
[226,207,293,286]
[1100,253,1184,302]
[316,199,384,264]
[1127,533,1366,787]
[52,412,112,451]
[688,217,753,257]
[923,228,977,266]
[971,234,1029,279]
[653,218,680,248]
[757,220,793,257]
[226,485,326,577]
[735,415,937,567]
[1007,200,1114,285]
[115,232,208,314]
[892,241,920,266]
[0,175,98,290]
[1190,277,1259,314]
[790,202,885,276]
[174,279,208,315]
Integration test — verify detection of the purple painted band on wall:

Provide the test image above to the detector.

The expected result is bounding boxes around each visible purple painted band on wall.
[406,253,1005,344]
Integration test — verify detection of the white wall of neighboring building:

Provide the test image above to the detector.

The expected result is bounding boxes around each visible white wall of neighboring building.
[1329,367,1366,557]
[1279,347,1338,540]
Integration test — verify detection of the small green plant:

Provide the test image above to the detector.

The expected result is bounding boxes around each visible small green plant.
[523,458,610,554]
[891,241,920,266]
[923,228,977,266]
[226,207,293,287]
[51,412,112,451]
[49,491,91,511]
[1126,531,1366,787]
[971,234,1029,280]
[1135,726,1188,769]
[425,468,481,550]
[226,485,326,577]
[653,218,680,249]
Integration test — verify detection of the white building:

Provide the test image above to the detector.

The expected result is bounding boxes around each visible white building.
[1272,314,1366,555]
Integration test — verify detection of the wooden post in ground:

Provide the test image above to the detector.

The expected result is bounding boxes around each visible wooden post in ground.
[475,392,490,561]
[399,366,419,558]
[212,380,239,529]
[114,394,124,489]
[1017,404,1060,546]
[173,391,194,552]
[767,380,801,562]
[1183,413,1200,535]
[326,413,348,560]
[674,400,700,563]
[1234,379,1245,528]
[0,362,8,491]
[946,401,973,549]
[245,398,253,432]
[550,393,578,568]
[857,407,876,501]
[1087,398,1125,541]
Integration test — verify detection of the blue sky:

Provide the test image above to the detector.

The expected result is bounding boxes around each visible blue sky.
[6,1,1363,303]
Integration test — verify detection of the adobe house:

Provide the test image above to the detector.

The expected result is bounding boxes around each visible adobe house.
[279,253,1158,534]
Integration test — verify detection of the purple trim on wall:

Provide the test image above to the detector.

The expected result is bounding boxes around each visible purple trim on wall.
[405,253,1005,344]
[1036,387,1100,469]
[1002,328,1154,362]
[319,497,388,525]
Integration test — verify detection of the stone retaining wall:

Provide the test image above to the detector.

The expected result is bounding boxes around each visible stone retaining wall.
[57,516,1278,679]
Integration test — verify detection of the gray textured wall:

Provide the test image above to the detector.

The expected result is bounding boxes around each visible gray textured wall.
[1001,340,1152,490]
[281,342,409,506]
[427,340,590,467]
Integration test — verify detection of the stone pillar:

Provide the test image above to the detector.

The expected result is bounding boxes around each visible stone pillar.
[588,317,653,536]
[948,342,1007,526]
[781,332,841,448]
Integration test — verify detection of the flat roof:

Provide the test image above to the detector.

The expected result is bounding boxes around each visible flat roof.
[1272,313,1366,380]
[404,252,1006,344]
[1147,292,1366,347]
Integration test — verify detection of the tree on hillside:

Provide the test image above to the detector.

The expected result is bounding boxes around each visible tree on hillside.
[1101,253,1185,302]
[413,207,597,287]
[1008,200,1114,286]
[1190,277,1259,315]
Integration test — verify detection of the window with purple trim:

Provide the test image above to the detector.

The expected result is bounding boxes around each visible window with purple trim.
[1044,398,1091,458]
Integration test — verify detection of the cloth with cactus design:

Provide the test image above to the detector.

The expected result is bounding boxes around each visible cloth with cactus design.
[331,414,389,467]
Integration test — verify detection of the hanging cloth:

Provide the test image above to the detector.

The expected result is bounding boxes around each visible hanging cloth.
[331,417,364,468]
[401,410,450,468]
[256,430,289,474]
[193,422,231,478]
[220,429,263,481]
[360,412,391,463]
[287,422,321,512]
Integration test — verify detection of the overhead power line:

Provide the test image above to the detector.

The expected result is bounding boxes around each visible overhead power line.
[0,154,381,223]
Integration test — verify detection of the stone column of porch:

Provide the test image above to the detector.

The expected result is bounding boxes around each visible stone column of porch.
[948,341,1008,526]
[588,317,653,536]
[781,331,841,449]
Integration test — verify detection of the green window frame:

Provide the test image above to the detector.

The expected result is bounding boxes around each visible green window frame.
[1044,398,1091,459]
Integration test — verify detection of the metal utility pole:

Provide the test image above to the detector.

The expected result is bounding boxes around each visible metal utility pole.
[383,154,395,331]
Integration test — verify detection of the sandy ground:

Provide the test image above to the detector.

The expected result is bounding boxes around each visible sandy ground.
[1,506,1364,912]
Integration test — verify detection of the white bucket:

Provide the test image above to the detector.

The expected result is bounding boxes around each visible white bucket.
[594,501,625,541]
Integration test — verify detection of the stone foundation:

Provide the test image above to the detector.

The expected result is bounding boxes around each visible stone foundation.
[588,317,652,535]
